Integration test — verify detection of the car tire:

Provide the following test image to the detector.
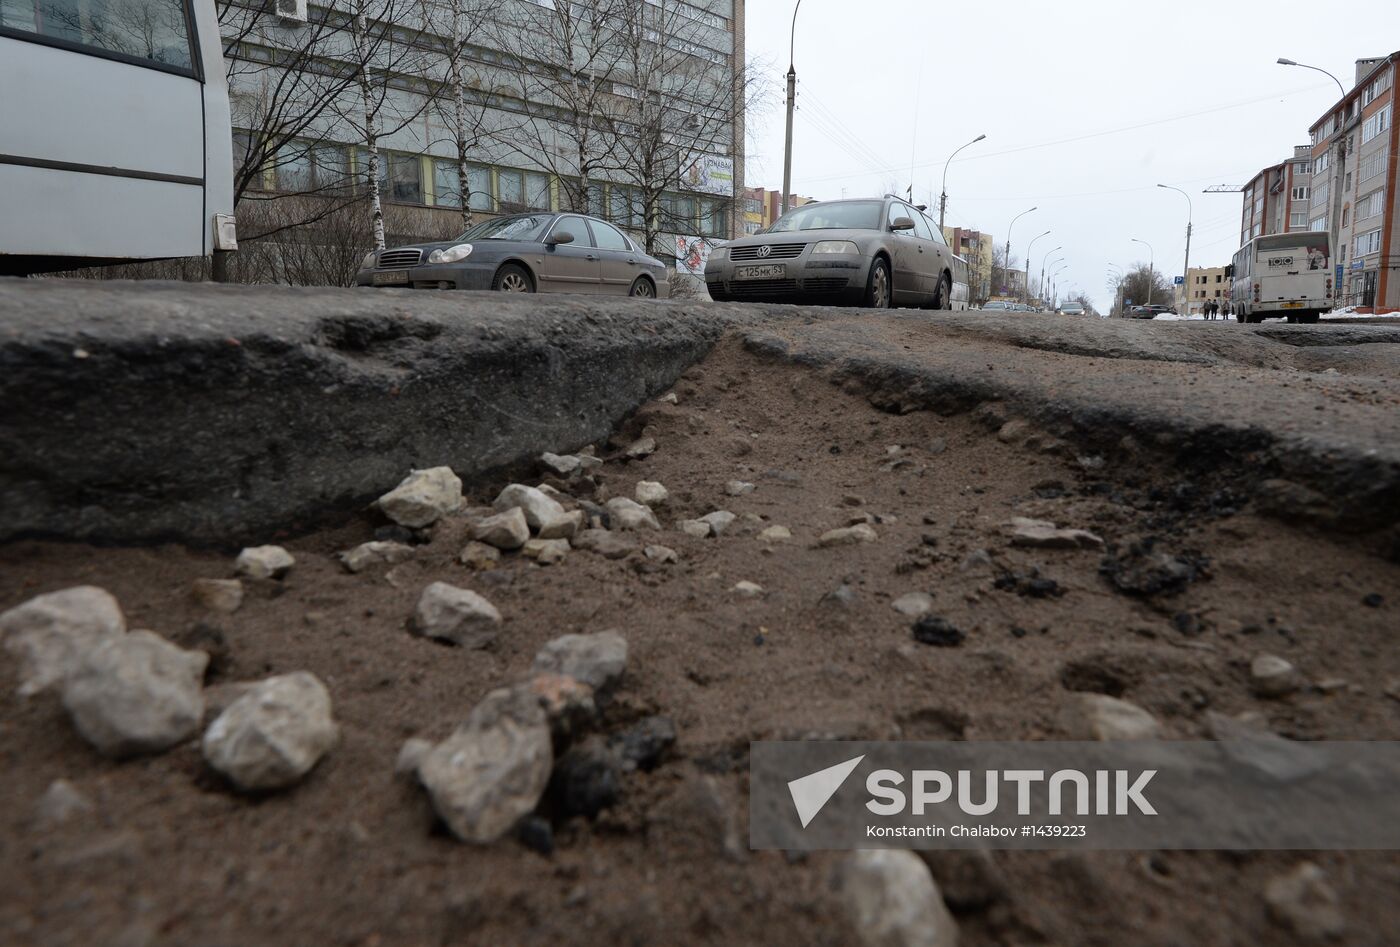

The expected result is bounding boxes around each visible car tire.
[932,272,952,310]
[493,263,534,293]
[1235,310,1245,323]
[628,276,655,298]
[863,257,891,309]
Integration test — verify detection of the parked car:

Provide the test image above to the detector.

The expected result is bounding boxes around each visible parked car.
[983,301,1014,312]
[356,212,670,297]
[1125,306,1155,319]
[704,197,967,309]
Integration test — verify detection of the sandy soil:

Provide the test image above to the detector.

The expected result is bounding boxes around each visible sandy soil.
[3,338,1398,946]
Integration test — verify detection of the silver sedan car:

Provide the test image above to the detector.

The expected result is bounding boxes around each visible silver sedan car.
[356,212,670,297]
[704,197,967,309]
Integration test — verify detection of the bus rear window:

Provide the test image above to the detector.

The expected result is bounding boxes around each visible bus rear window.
[0,0,193,71]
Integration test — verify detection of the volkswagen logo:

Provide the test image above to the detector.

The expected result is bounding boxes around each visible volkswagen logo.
[758,245,772,258]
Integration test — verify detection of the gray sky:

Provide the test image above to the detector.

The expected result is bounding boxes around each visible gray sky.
[742,0,1399,311]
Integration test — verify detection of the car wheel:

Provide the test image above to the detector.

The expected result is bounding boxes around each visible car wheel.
[1235,310,1245,323]
[933,272,952,310]
[493,264,533,293]
[864,257,891,309]
[628,276,655,298]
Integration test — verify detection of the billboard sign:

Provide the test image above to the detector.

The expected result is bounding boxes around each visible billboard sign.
[682,154,734,197]
[675,235,714,275]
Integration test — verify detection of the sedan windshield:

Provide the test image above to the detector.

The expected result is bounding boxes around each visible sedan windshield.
[455,214,552,242]
[767,201,882,233]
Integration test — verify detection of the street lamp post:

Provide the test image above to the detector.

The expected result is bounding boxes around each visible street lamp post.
[780,0,804,217]
[1038,246,1062,307]
[1050,263,1067,308]
[1025,230,1051,305]
[939,133,986,233]
[1004,206,1037,297]
[1131,238,1154,306]
[1158,183,1193,314]
[1277,58,1347,295]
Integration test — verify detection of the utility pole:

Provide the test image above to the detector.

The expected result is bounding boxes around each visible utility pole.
[780,0,803,217]
[1158,184,1193,314]
[939,133,986,232]
[1025,230,1051,305]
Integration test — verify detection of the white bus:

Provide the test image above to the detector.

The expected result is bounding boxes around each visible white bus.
[0,0,235,274]
[1229,231,1333,324]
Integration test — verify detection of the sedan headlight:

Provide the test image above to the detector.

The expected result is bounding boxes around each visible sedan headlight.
[812,240,858,254]
[361,250,378,269]
[428,243,473,264]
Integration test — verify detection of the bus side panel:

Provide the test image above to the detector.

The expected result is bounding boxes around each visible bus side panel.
[193,0,235,232]
[0,39,206,260]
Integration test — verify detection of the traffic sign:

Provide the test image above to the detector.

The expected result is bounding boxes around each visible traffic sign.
[1174,276,1184,285]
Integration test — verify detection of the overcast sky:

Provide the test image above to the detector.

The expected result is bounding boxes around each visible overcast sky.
[741,0,1399,311]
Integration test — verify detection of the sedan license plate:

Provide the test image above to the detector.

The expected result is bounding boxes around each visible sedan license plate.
[735,264,786,280]
[373,270,410,285]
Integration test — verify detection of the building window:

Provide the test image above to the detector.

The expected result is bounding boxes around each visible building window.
[1358,146,1390,185]
[1309,217,1327,232]
[1315,152,1330,174]
[526,171,551,211]
[1354,228,1382,257]
[432,160,491,212]
[386,153,422,204]
[1356,188,1386,221]
[1291,186,1310,201]
[1310,180,1329,208]
[1290,212,1309,228]
[497,169,524,210]
[1361,105,1391,144]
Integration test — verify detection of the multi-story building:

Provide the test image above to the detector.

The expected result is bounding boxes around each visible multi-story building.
[227,0,747,263]
[942,227,995,303]
[741,186,765,236]
[1240,145,1314,245]
[1303,53,1397,309]
[1179,265,1231,315]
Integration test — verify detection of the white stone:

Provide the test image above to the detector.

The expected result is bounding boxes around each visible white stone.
[538,509,585,540]
[235,545,295,580]
[1,586,126,697]
[531,630,628,692]
[644,545,680,564]
[37,779,95,826]
[635,480,670,508]
[419,686,553,843]
[733,581,765,599]
[61,630,207,758]
[395,737,433,780]
[411,582,502,648]
[191,578,244,615]
[201,672,339,792]
[1067,694,1162,741]
[1264,862,1346,941]
[658,392,679,405]
[1251,654,1303,698]
[758,525,792,543]
[1007,517,1104,550]
[607,497,662,531]
[522,538,570,565]
[836,849,959,947]
[625,437,657,459]
[818,524,879,548]
[494,483,566,531]
[892,593,935,618]
[540,452,582,477]
[458,541,502,570]
[377,467,463,528]
[472,507,530,550]
[680,519,713,539]
[340,541,416,574]
[699,510,737,535]
[726,480,756,496]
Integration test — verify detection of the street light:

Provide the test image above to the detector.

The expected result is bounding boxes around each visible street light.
[939,133,986,232]
[1278,57,1346,283]
[1131,237,1154,306]
[1004,206,1036,297]
[1025,230,1051,305]
[1038,246,1062,306]
[1158,183,1193,314]
[780,0,804,217]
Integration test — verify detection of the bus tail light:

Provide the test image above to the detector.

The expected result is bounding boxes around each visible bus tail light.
[1326,276,1333,298]
[1253,282,1260,303]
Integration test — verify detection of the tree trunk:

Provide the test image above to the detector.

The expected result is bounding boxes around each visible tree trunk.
[452,7,471,230]
[354,5,386,251]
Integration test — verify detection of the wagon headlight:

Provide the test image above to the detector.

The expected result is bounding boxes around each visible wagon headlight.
[812,240,858,254]
[428,243,473,264]
[361,250,378,268]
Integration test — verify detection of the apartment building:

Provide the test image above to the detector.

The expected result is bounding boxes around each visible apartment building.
[1304,53,1397,309]
[942,227,995,303]
[1239,145,1314,245]
[1179,265,1231,315]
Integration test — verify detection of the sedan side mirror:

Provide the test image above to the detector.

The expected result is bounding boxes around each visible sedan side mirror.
[891,217,915,232]
[546,231,575,246]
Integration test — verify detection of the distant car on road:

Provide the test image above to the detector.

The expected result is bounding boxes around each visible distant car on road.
[1059,302,1086,316]
[704,197,967,309]
[983,301,1014,312]
[356,212,670,297]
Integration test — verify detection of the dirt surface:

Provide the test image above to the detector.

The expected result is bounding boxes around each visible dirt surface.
[4,337,1400,946]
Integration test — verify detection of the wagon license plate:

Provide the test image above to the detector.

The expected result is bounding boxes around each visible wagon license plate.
[373,270,410,285]
[735,264,786,280]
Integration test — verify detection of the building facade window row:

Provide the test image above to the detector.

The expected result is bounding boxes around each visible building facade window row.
[1360,104,1390,145]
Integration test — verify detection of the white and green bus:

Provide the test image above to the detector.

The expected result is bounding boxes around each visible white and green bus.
[1229,231,1333,324]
